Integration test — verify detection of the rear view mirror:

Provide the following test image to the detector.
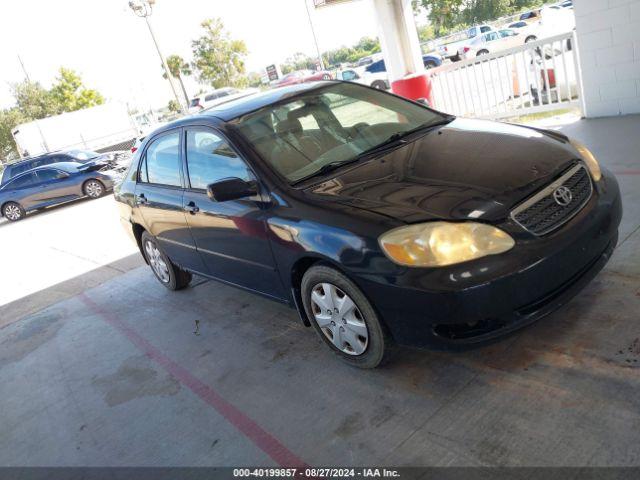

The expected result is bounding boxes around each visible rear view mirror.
[207,178,257,202]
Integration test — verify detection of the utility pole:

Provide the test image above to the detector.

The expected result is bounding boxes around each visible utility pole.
[305,0,326,71]
[16,54,49,155]
[128,0,186,114]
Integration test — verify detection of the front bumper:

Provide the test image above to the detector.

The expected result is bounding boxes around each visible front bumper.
[355,169,623,349]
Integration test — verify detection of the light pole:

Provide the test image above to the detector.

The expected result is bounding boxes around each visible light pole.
[304,0,326,71]
[128,0,186,114]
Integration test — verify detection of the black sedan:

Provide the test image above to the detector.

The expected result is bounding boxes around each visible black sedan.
[0,162,121,221]
[114,81,621,368]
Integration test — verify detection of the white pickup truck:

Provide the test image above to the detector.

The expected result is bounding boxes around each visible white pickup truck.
[437,25,495,62]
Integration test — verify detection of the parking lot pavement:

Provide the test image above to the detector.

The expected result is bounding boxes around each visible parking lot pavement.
[0,196,142,327]
[0,115,639,467]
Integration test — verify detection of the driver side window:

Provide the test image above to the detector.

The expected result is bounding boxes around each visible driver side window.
[185,129,253,190]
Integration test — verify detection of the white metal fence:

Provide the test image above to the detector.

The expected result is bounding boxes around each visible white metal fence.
[429,31,583,120]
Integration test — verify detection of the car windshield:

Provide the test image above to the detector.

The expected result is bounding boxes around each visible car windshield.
[234,83,449,183]
[67,150,100,161]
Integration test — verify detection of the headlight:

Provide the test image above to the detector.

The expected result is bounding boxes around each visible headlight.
[570,139,601,181]
[379,222,515,268]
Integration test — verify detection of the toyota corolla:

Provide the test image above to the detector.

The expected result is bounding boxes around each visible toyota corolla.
[114,82,622,368]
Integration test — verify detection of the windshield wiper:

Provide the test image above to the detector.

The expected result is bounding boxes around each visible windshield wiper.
[291,115,455,186]
[357,115,456,159]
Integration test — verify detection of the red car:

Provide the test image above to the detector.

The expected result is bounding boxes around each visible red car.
[275,69,333,87]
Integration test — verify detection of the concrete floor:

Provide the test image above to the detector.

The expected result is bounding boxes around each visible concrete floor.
[1,115,639,467]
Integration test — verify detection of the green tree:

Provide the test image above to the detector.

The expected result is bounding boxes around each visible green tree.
[191,18,248,88]
[11,81,57,120]
[49,67,104,114]
[163,54,192,105]
[0,108,26,163]
[167,99,181,113]
[280,52,316,74]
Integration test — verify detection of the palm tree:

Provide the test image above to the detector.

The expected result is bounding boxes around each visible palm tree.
[163,55,192,105]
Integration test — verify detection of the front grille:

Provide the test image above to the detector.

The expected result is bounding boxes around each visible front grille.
[511,163,593,236]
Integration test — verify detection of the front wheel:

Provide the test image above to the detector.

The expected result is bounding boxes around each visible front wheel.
[371,80,387,90]
[83,179,106,198]
[141,231,192,290]
[322,73,331,80]
[525,35,537,43]
[2,202,25,222]
[301,265,392,368]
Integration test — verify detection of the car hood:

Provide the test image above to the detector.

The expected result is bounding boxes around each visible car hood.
[304,118,578,224]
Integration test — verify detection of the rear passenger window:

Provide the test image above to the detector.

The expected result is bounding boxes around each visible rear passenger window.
[142,132,181,187]
[7,172,36,189]
[185,129,253,190]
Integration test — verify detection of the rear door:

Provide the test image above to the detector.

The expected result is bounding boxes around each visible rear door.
[134,129,206,273]
[181,126,284,299]
[2,173,40,209]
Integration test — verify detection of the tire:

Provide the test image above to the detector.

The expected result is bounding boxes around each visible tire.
[371,80,387,90]
[2,202,25,222]
[424,60,437,70]
[301,265,392,368]
[525,35,537,43]
[477,49,489,56]
[322,74,331,80]
[141,231,192,290]
[83,179,106,199]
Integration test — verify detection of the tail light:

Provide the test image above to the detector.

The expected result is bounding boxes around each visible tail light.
[131,146,138,154]
[463,47,471,53]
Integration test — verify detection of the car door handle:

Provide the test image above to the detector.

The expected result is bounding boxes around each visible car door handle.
[184,201,199,214]
[136,193,148,205]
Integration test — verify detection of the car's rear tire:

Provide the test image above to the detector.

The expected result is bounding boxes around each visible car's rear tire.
[322,74,331,80]
[477,49,489,56]
[2,202,25,222]
[301,265,392,368]
[371,80,387,90]
[424,60,438,69]
[141,231,192,290]
[525,35,537,43]
[83,179,106,199]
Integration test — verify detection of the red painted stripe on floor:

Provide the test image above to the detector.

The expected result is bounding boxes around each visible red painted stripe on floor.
[79,293,307,468]
[613,170,640,175]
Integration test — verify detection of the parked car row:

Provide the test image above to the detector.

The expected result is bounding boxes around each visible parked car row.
[0,150,129,221]
[437,1,575,62]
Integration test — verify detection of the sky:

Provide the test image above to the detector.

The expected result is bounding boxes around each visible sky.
[0,0,387,111]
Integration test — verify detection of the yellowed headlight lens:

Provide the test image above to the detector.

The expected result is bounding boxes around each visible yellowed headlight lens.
[570,139,601,181]
[379,222,515,267]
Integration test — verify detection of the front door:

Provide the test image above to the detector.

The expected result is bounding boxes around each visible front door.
[30,168,78,205]
[135,129,206,273]
[181,127,284,299]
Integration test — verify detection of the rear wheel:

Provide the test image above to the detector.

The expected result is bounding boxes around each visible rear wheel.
[83,179,105,198]
[525,35,537,43]
[322,73,331,80]
[2,202,25,222]
[141,231,192,290]
[424,60,438,69]
[301,265,392,368]
[371,80,387,90]
[477,49,489,56]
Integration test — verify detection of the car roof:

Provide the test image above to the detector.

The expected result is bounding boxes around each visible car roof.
[187,82,334,122]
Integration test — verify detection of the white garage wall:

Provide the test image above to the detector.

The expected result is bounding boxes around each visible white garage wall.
[574,0,640,117]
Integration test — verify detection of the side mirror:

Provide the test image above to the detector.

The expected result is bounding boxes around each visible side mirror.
[206,178,257,202]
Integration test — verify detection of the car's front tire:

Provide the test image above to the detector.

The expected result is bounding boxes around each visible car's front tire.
[371,80,387,90]
[301,265,392,368]
[83,179,106,199]
[2,202,25,222]
[141,231,192,290]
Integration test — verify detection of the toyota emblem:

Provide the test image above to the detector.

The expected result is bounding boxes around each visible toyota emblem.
[553,186,573,206]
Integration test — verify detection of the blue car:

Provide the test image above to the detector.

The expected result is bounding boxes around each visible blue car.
[0,162,121,221]
[365,53,443,74]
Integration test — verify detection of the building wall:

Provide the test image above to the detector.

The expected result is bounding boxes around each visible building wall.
[574,0,640,117]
